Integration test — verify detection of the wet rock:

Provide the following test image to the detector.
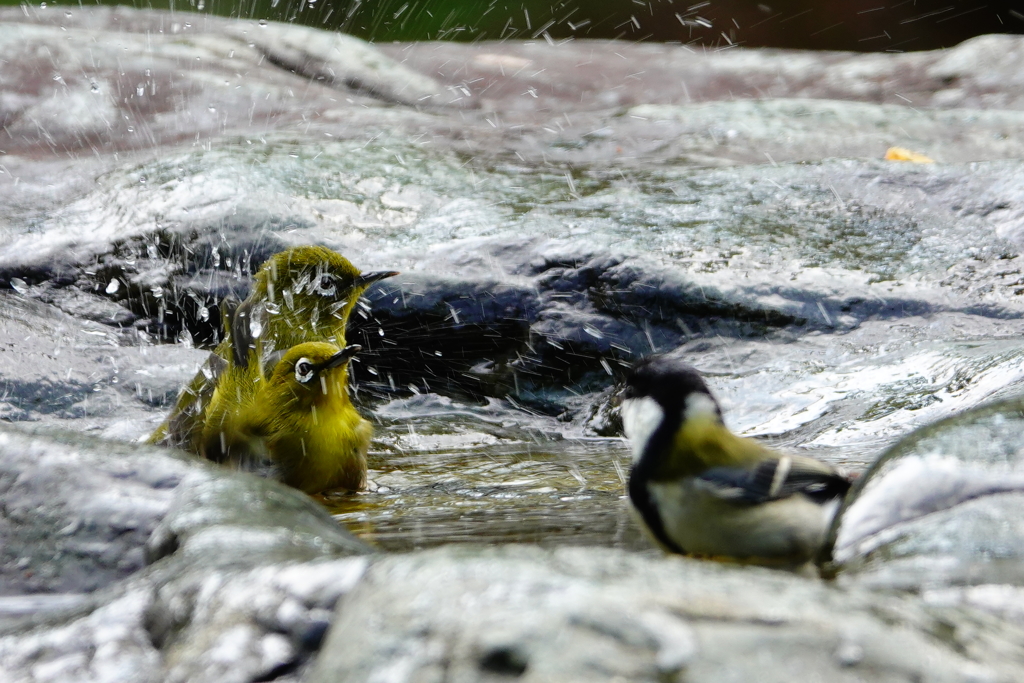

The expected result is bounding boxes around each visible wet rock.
[378,33,1024,124]
[0,6,450,157]
[0,425,188,595]
[0,420,368,596]
[311,544,1024,683]
[5,11,1024,681]
[827,397,1024,590]
[0,424,370,682]
[0,291,207,439]
[229,23,457,108]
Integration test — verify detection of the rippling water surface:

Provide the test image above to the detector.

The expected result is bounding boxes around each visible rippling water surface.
[322,395,650,552]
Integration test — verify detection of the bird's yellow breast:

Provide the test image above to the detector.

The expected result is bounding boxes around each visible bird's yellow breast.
[261,373,372,493]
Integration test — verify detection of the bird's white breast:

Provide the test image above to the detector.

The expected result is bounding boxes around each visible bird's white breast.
[621,396,664,463]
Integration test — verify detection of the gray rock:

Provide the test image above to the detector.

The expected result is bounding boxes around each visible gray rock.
[0,424,188,595]
[311,545,1024,683]
[0,7,450,158]
[0,291,207,439]
[0,424,371,682]
[828,396,1024,591]
[0,421,368,596]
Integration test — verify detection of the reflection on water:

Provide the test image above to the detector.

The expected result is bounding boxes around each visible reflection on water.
[322,395,651,552]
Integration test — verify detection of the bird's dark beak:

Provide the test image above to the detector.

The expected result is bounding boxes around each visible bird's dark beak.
[354,270,399,288]
[316,345,362,374]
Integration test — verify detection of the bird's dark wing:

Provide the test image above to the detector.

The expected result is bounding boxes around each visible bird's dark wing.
[696,456,850,504]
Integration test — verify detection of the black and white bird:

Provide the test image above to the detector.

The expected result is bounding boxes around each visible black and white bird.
[620,355,851,566]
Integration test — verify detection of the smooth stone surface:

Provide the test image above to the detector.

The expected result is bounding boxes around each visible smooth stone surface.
[829,397,1024,590]
[0,6,451,158]
[311,544,1024,683]
[0,555,370,683]
[0,422,367,596]
[4,8,1024,683]
[0,424,191,595]
[0,425,370,682]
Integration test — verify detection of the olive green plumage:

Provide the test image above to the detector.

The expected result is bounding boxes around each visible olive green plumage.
[202,342,371,493]
[149,245,396,492]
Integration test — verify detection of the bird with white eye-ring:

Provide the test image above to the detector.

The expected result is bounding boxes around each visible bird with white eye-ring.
[199,341,373,494]
[148,245,398,492]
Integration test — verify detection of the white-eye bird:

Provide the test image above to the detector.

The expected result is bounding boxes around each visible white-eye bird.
[149,245,397,484]
[200,341,372,493]
[620,355,850,566]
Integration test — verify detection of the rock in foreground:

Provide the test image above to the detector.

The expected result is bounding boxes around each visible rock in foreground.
[829,397,1024,592]
[312,545,1024,683]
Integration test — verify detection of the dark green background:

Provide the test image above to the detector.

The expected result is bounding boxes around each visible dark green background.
[5,0,1023,50]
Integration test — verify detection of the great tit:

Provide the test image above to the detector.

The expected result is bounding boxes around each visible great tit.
[150,245,397,476]
[620,355,850,566]
[201,341,371,493]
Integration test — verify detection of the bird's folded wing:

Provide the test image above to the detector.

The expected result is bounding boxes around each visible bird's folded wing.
[696,456,850,504]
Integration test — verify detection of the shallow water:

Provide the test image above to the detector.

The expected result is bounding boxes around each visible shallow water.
[6,121,1024,559]
[323,395,650,552]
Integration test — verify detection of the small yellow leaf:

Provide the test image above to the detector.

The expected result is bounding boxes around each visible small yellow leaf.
[884,147,935,163]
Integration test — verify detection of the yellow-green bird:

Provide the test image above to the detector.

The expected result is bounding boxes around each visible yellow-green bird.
[620,355,850,566]
[202,341,371,493]
[150,245,397,491]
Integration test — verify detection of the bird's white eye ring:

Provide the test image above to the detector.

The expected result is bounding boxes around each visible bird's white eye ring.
[313,273,337,297]
[295,359,316,383]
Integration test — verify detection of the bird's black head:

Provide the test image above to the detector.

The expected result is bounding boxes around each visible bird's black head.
[623,355,721,420]
[620,355,724,465]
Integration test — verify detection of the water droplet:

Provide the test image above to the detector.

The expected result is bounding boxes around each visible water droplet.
[105,279,120,294]
[39,2,47,8]
[139,175,147,184]
[90,82,100,93]
[64,10,71,16]
[126,126,135,133]
[136,85,145,97]
[199,306,209,321]
[196,0,204,9]
[177,329,194,348]
[249,317,263,338]
[10,278,29,294]
[259,18,268,26]
[207,104,216,113]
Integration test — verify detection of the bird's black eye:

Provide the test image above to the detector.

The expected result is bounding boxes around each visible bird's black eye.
[294,359,316,383]
[313,273,337,297]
